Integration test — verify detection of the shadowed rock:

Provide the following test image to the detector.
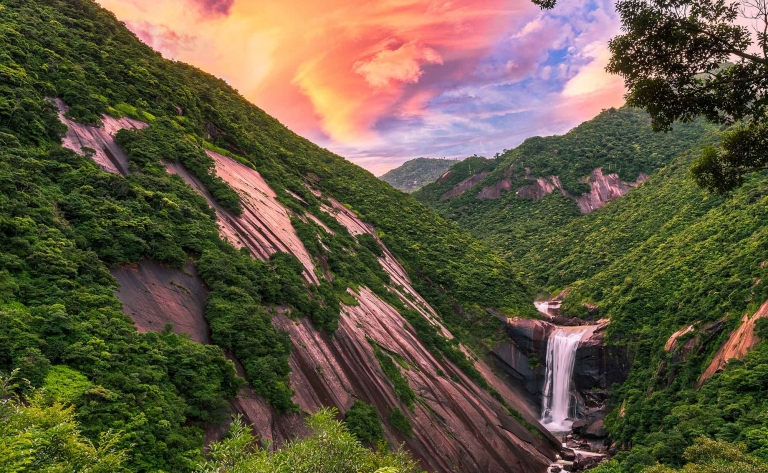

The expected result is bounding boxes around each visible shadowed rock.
[111,260,211,343]
[440,172,490,200]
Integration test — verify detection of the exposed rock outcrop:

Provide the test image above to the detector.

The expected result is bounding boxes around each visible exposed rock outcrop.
[55,99,147,175]
[698,300,768,386]
[64,107,561,471]
[496,317,630,424]
[471,167,649,214]
[574,169,648,214]
[665,325,695,352]
[165,151,319,284]
[111,260,211,344]
[515,177,557,201]
[478,178,514,199]
[440,172,490,200]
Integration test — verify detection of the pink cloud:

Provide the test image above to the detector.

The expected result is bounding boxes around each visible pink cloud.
[127,21,197,58]
[354,40,443,89]
[192,0,234,16]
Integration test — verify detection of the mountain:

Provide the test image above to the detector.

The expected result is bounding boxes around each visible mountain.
[379,158,460,193]
[413,107,714,262]
[417,109,768,470]
[522,141,768,472]
[0,1,559,472]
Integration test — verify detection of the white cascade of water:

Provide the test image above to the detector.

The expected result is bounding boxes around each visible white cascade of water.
[541,327,587,432]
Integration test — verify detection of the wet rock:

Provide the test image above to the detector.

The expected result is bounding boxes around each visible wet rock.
[583,420,608,439]
[574,455,604,471]
[561,448,577,461]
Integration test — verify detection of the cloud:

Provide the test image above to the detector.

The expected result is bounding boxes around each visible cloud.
[97,0,626,174]
[354,40,443,89]
[192,0,234,17]
[127,21,197,58]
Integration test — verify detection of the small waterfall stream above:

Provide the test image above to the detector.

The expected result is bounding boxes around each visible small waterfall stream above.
[541,327,588,432]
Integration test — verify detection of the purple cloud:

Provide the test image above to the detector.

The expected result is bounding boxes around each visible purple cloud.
[192,0,235,16]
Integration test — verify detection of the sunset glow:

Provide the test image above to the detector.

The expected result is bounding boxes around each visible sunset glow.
[97,0,625,175]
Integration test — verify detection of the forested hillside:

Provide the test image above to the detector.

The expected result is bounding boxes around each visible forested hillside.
[413,92,768,473]
[414,108,713,262]
[534,142,768,472]
[379,158,459,193]
[0,1,552,471]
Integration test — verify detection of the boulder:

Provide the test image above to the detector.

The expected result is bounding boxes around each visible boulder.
[583,420,608,439]
[574,455,603,471]
[561,448,577,461]
[571,421,588,435]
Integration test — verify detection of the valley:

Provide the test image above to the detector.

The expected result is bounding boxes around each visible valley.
[0,1,767,473]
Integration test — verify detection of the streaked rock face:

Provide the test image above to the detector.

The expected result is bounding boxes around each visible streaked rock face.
[574,169,649,214]
[111,260,211,344]
[698,300,768,386]
[165,150,319,284]
[55,99,146,175]
[62,106,561,472]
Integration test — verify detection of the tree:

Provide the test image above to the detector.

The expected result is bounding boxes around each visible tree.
[533,0,768,194]
[196,409,419,473]
[0,371,127,473]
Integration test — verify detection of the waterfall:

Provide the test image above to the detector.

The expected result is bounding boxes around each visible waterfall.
[541,327,586,432]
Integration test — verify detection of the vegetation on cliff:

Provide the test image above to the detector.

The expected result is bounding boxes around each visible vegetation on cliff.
[414,108,712,262]
[0,0,542,470]
[516,133,768,470]
[379,158,459,193]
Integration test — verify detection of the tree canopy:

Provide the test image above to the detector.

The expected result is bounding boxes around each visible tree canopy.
[533,0,768,193]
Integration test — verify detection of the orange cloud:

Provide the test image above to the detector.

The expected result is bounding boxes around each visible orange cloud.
[353,40,442,89]
[97,0,533,144]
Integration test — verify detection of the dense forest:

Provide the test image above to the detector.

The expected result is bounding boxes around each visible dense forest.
[379,158,459,193]
[0,0,543,471]
[414,108,714,262]
[416,89,768,473]
[2,0,767,472]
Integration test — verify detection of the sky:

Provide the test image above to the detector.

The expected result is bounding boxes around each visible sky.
[97,0,626,175]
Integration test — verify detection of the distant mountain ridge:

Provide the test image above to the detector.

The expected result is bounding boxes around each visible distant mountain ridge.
[379,157,459,193]
[414,107,714,262]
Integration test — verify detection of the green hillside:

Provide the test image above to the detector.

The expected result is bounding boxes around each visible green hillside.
[379,157,459,193]
[0,0,537,470]
[414,108,713,262]
[530,140,768,471]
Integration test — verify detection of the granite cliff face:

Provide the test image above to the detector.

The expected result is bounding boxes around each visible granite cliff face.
[57,103,560,473]
[461,167,648,214]
[494,315,630,425]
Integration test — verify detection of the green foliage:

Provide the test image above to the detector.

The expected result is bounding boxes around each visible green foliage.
[379,158,459,193]
[643,438,768,473]
[537,0,768,193]
[0,0,573,470]
[344,400,385,446]
[373,345,416,409]
[115,120,243,214]
[0,372,128,473]
[388,408,413,438]
[196,409,421,473]
[415,108,712,263]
